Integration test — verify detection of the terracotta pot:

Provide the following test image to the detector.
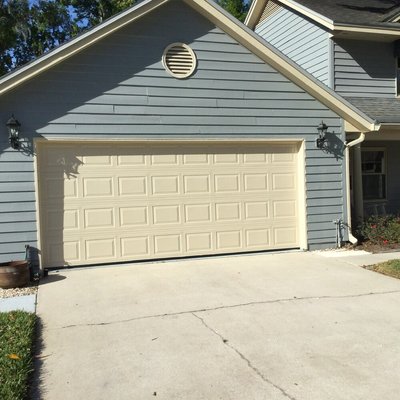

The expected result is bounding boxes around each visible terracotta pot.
[0,261,30,289]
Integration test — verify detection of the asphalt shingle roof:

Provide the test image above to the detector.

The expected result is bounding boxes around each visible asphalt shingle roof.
[345,96,400,123]
[293,0,400,28]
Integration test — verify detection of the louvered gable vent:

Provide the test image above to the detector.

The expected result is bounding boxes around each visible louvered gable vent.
[162,43,197,79]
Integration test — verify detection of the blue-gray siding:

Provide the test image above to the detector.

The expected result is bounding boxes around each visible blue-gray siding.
[0,0,346,262]
[334,39,395,97]
[255,2,331,86]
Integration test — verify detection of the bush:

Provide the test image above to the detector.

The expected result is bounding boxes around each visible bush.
[358,214,400,245]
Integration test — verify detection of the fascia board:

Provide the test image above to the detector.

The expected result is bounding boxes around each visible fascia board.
[244,0,267,28]
[333,24,400,36]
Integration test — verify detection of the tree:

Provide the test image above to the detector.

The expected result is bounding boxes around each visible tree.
[217,0,251,22]
[0,0,76,75]
[64,0,137,27]
[0,0,30,75]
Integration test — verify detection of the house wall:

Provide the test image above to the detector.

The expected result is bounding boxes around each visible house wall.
[333,39,395,97]
[363,141,400,214]
[255,1,331,86]
[0,0,346,263]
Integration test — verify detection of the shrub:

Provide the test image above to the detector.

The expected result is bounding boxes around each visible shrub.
[358,214,400,245]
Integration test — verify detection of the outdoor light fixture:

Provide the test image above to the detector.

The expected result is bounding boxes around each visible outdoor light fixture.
[6,115,21,149]
[316,121,328,149]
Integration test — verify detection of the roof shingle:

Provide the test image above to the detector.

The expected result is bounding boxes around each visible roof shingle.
[293,0,400,28]
[345,96,400,123]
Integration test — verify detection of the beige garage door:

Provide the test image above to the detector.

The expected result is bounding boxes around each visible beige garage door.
[37,142,300,267]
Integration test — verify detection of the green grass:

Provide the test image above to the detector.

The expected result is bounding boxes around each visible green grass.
[0,311,36,400]
[371,259,400,280]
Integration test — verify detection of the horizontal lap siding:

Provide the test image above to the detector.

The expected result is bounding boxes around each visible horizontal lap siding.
[0,144,37,261]
[0,0,345,261]
[334,39,395,97]
[255,3,330,86]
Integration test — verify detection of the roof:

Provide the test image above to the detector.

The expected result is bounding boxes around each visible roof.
[0,0,379,132]
[246,0,400,35]
[292,0,400,28]
[345,96,400,124]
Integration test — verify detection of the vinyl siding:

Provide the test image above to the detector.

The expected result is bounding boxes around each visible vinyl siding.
[255,1,331,86]
[0,0,346,262]
[334,39,395,97]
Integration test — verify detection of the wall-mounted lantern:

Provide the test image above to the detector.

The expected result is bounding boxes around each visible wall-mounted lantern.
[316,121,328,149]
[6,115,21,149]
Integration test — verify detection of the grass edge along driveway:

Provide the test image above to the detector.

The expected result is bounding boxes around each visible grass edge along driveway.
[0,311,36,400]
[366,259,400,280]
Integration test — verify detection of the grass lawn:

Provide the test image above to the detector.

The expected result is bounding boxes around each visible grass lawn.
[0,311,36,400]
[370,259,400,280]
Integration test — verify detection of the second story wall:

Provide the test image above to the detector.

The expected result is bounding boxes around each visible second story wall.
[255,1,331,86]
[334,39,395,98]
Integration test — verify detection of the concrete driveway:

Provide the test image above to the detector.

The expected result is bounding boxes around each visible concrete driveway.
[34,251,400,400]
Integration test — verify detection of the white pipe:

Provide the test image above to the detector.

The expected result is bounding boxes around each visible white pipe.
[344,132,366,244]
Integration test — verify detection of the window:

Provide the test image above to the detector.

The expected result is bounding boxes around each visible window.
[361,149,386,201]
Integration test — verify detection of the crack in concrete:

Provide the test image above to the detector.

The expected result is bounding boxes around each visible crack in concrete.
[59,289,400,329]
[192,313,297,400]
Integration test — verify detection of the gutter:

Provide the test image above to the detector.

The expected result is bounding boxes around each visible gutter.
[344,132,366,245]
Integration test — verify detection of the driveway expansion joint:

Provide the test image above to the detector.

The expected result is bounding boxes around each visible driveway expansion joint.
[58,290,400,330]
[192,313,298,400]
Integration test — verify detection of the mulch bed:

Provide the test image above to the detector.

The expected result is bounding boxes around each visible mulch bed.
[356,242,400,254]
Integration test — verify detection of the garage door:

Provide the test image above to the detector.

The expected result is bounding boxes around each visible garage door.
[37,142,300,267]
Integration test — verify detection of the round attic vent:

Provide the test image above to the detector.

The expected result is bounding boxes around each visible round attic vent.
[162,43,197,79]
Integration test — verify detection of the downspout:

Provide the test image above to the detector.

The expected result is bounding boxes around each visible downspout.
[344,132,366,245]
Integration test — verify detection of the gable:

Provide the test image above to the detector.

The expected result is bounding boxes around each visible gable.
[0,0,342,139]
[0,0,378,132]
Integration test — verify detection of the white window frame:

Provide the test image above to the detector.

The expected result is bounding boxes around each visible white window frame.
[361,148,387,202]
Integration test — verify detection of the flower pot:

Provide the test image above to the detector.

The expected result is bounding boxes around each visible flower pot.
[0,261,30,289]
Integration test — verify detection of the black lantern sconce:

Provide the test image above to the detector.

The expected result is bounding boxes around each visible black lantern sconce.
[316,121,328,149]
[6,115,21,149]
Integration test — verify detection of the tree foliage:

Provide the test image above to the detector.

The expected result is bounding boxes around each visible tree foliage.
[217,0,251,22]
[0,0,251,76]
[63,0,137,27]
[0,0,76,75]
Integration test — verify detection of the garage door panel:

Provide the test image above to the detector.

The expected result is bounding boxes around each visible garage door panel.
[118,177,147,196]
[83,177,113,197]
[121,236,150,258]
[216,231,242,250]
[84,208,115,229]
[186,232,213,252]
[120,206,148,226]
[85,237,116,261]
[245,229,271,248]
[274,227,298,246]
[39,142,300,267]
[273,201,297,218]
[183,175,210,194]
